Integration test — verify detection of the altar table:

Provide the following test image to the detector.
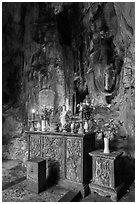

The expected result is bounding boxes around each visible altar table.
[25,131,95,197]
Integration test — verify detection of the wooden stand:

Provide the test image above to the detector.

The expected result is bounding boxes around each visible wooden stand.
[89,150,124,201]
[26,157,46,193]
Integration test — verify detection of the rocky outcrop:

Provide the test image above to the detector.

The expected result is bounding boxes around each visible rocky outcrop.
[71,2,135,156]
[2,2,135,162]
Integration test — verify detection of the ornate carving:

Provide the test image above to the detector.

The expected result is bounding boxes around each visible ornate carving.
[27,131,95,196]
[66,138,82,183]
[29,134,65,178]
[95,158,110,187]
[30,135,41,157]
[41,136,65,178]
[89,150,124,201]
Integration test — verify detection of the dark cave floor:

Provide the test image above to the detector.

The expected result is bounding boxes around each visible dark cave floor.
[80,182,135,202]
[2,159,135,202]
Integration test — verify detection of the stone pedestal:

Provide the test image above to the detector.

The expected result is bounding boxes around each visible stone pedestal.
[89,150,124,201]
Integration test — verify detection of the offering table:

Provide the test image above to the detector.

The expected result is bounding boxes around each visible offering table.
[25,131,95,197]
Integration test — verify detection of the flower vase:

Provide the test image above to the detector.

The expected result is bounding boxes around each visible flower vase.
[84,121,89,133]
[104,137,110,153]
[36,121,41,131]
[41,120,46,132]
[78,122,84,134]
[30,122,35,131]
[70,122,75,133]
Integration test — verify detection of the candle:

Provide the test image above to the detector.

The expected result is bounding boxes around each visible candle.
[32,109,35,121]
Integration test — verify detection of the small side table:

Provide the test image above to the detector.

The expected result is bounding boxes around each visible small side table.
[26,157,46,193]
[89,150,124,201]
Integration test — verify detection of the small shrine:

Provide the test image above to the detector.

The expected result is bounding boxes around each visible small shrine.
[2,2,135,202]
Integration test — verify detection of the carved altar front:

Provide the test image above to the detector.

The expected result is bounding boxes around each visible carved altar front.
[26,131,95,197]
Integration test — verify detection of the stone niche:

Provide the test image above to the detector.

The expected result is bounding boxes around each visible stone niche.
[25,15,74,116]
[38,89,55,114]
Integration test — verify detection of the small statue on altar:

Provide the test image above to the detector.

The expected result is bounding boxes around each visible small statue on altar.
[60,105,67,131]
[79,102,83,120]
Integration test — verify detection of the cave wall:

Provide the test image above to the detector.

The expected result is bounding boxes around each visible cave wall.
[112,3,135,138]
[2,3,27,162]
[22,3,75,121]
[2,2,75,162]
[70,2,135,156]
[2,2,135,162]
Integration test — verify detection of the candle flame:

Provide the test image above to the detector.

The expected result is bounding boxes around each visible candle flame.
[32,109,35,113]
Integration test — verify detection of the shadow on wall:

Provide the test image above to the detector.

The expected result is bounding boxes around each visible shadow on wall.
[117,155,135,201]
[121,155,135,187]
[111,136,135,187]
[46,159,60,188]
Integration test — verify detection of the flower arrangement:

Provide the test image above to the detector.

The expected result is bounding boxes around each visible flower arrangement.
[95,118,119,141]
[77,102,93,120]
[41,105,53,122]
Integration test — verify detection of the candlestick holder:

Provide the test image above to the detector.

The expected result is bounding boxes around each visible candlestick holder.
[30,120,35,131]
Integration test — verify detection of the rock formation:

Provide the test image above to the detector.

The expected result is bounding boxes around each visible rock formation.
[2,2,135,161]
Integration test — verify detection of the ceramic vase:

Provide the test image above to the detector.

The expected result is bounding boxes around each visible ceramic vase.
[78,122,84,134]
[37,121,41,131]
[84,121,88,133]
[71,122,75,133]
[104,137,110,153]
[41,120,46,132]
